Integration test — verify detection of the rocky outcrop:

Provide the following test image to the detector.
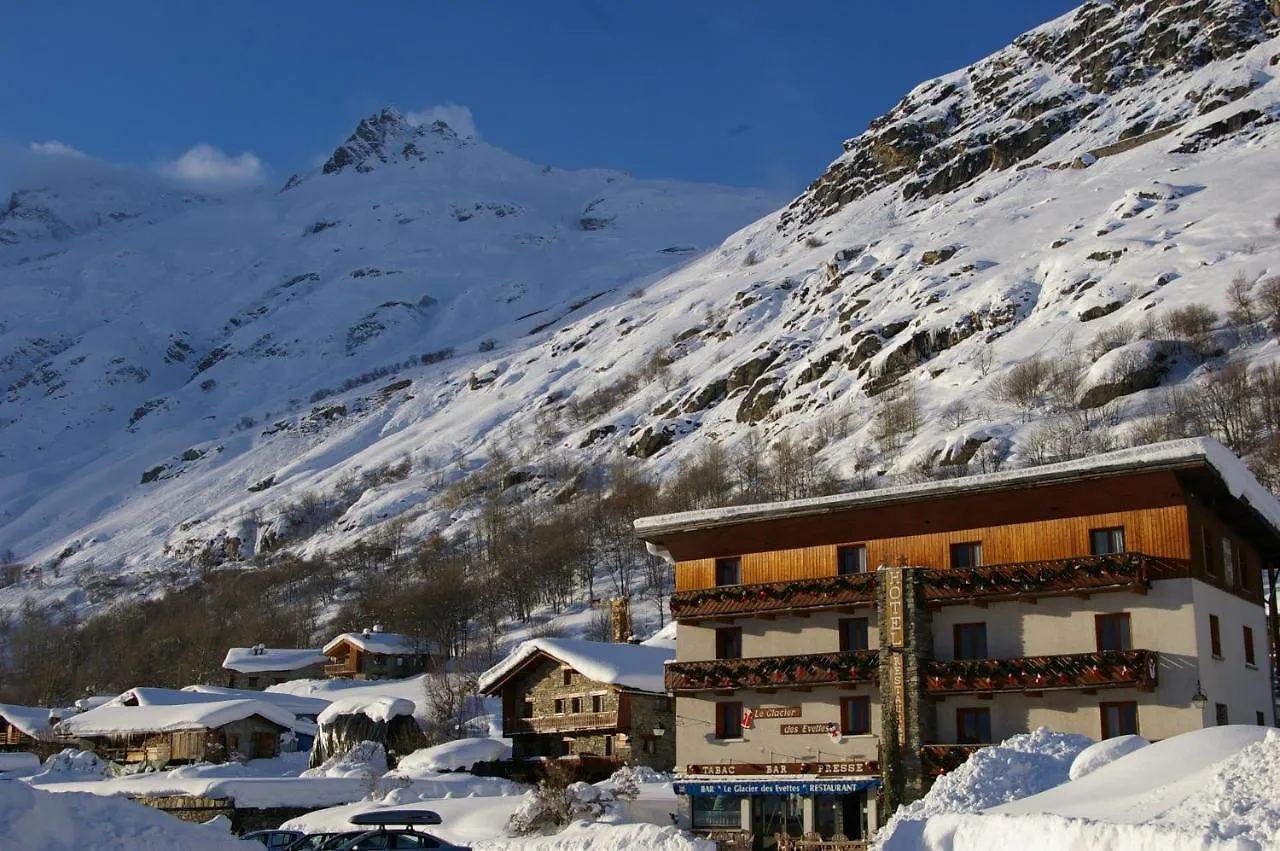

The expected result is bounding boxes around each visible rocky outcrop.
[321,108,469,176]
[780,0,1279,230]
[1076,340,1174,408]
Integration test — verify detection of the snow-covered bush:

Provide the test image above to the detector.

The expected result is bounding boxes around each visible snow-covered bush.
[31,748,110,781]
[506,763,640,836]
[301,740,387,779]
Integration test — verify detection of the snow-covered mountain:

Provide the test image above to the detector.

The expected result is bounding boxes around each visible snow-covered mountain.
[3,0,1279,615]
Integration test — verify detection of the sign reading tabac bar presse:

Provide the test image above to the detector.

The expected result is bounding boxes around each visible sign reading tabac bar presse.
[685,761,878,777]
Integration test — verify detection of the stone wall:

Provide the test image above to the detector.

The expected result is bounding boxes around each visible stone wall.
[877,567,936,807]
[626,692,676,771]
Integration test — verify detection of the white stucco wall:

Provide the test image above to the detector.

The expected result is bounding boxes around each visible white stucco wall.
[1190,579,1274,727]
[677,611,879,661]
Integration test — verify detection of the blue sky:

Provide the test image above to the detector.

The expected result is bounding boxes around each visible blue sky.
[1,1,1079,192]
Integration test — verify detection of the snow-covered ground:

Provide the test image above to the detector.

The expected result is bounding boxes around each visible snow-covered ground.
[880,726,1280,851]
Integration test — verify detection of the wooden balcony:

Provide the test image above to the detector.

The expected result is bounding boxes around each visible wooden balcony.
[323,661,358,677]
[922,553,1187,607]
[505,711,619,735]
[666,650,879,693]
[670,572,877,622]
[919,744,983,777]
[924,649,1159,696]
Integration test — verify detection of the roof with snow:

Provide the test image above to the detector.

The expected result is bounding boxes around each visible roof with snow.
[222,647,327,673]
[0,703,58,741]
[635,438,1280,548]
[316,695,416,725]
[322,631,425,656]
[181,685,330,718]
[56,699,296,737]
[477,637,675,696]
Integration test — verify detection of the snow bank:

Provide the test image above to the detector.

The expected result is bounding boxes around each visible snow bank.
[912,726,1278,851]
[479,637,674,695]
[478,821,714,850]
[30,749,111,782]
[302,740,388,779]
[877,728,1092,850]
[317,695,416,725]
[1068,734,1149,781]
[0,779,244,850]
[0,753,40,778]
[390,737,512,774]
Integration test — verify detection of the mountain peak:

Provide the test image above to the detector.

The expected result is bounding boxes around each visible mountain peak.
[320,107,469,176]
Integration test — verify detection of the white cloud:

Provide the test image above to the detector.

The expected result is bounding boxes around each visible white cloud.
[30,140,87,158]
[158,144,267,187]
[406,104,479,139]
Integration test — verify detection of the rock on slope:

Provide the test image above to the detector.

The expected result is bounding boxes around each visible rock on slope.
[2,0,1279,614]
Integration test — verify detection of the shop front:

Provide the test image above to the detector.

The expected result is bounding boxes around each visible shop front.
[675,776,879,850]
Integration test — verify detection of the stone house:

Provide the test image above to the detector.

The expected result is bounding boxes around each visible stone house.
[479,636,676,771]
[221,645,328,689]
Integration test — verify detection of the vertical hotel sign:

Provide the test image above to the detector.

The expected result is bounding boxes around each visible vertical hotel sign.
[883,567,907,745]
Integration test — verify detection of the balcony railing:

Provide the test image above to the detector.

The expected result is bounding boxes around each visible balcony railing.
[924,649,1158,696]
[324,662,358,676]
[669,554,1186,622]
[665,650,879,693]
[670,572,877,621]
[919,744,983,777]
[505,711,619,735]
[921,553,1186,606]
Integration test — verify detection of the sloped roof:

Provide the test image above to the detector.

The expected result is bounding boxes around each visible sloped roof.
[322,631,425,656]
[0,703,58,741]
[478,637,674,696]
[181,685,330,718]
[222,647,327,673]
[316,695,416,725]
[634,438,1280,541]
[57,699,296,737]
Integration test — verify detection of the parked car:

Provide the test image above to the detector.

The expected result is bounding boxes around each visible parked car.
[242,829,305,848]
[323,810,471,851]
[287,833,365,850]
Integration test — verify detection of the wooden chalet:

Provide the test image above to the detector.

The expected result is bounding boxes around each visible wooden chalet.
[635,437,1280,849]
[56,699,295,766]
[479,637,676,771]
[0,703,59,756]
[221,645,328,689]
[322,627,433,680]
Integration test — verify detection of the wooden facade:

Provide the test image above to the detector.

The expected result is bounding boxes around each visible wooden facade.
[69,715,285,766]
[323,638,432,680]
[669,470,1267,604]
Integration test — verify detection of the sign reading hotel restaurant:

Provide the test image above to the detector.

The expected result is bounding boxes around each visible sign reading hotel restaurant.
[754,706,802,719]
[686,761,878,777]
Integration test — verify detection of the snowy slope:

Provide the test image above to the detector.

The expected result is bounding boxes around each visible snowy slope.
[2,0,1280,618]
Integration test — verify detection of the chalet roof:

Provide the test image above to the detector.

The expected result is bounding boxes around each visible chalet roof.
[322,631,424,656]
[477,637,674,696]
[0,703,58,741]
[222,647,327,673]
[181,685,330,718]
[634,437,1280,543]
[56,699,296,737]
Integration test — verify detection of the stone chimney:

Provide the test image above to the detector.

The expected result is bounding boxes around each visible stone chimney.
[610,597,633,643]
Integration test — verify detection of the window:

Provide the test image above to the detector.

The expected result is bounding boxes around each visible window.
[554,698,566,715]
[841,696,871,735]
[1244,626,1257,666]
[715,701,743,739]
[246,676,259,688]
[570,696,582,714]
[954,623,988,660]
[837,544,867,575]
[1258,711,1267,726]
[1203,528,1217,577]
[715,557,742,586]
[1222,538,1236,587]
[1100,701,1139,738]
[1090,527,1126,555]
[950,542,983,568]
[521,698,534,719]
[956,708,991,744]
[562,669,573,686]
[642,736,656,755]
[1095,613,1132,652]
[1210,614,1222,658]
[839,618,870,652]
[604,735,615,757]
[692,795,744,830]
[591,694,605,713]
[1215,703,1230,726]
[716,627,743,660]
